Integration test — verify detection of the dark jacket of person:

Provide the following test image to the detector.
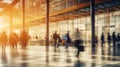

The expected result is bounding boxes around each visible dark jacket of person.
[117,34,120,42]
[66,33,71,43]
[101,34,105,42]
[57,34,61,42]
[107,34,111,42]
[112,33,117,42]
[53,33,58,40]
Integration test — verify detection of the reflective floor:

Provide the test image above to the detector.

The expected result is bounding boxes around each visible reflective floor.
[0,45,120,67]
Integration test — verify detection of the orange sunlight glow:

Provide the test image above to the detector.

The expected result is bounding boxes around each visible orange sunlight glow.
[2,0,13,4]
[0,16,9,30]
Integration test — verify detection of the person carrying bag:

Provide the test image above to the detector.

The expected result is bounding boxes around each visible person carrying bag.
[73,28,84,58]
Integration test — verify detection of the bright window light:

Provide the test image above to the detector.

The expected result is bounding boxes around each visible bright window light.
[2,0,13,4]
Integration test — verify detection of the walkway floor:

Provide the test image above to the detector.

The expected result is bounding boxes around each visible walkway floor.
[0,45,120,67]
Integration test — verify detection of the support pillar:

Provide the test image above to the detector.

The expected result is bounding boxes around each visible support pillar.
[22,0,25,30]
[46,0,49,48]
[90,0,95,47]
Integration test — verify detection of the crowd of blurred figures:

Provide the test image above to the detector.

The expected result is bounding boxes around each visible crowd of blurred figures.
[0,28,120,58]
[0,29,120,48]
[0,30,30,49]
[100,32,120,47]
[51,29,120,58]
[51,31,120,48]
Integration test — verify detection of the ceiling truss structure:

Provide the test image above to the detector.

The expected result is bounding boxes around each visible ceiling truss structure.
[0,0,120,29]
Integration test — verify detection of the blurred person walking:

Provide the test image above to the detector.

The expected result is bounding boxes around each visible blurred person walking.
[57,34,61,48]
[117,33,120,47]
[112,32,117,47]
[107,33,111,47]
[9,32,18,48]
[73,28,84,58]
[19,30,29,49]
[101,33,105,47]
[53,31,58,48]
[65,31,71,49]
[1,31,7,49]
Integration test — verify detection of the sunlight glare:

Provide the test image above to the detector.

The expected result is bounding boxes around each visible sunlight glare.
[2,0,13,4]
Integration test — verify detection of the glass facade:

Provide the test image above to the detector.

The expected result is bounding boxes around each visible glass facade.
[26,11,120,45]
[0,0,119,45]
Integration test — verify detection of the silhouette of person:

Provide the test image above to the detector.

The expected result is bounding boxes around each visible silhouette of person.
[57,34,61,48]
[112,32,117,47]
[73,28,82,58]
[1,31,7,49]
[65,31,71,49]
[19,30,29,49]
[53,31,58,48]
[9,32,18,48]
[117,33,120,47]
[101,33,105,47]
[107,33,111,47]
[9,32,15,48]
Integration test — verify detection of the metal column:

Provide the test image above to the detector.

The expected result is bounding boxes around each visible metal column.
[46,0,49,47]
[22,0,25,30]
[90,0,95,47]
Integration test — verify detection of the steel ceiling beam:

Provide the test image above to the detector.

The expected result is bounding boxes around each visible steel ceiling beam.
[0,0,20,16]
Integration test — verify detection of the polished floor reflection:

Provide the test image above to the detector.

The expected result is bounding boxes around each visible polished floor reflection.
[0,45,120,67]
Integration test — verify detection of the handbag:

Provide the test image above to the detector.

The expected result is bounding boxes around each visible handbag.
[79,45,84,51]
[74,39,83,45]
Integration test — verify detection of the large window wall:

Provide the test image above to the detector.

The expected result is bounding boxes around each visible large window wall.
[28,11,120,45]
